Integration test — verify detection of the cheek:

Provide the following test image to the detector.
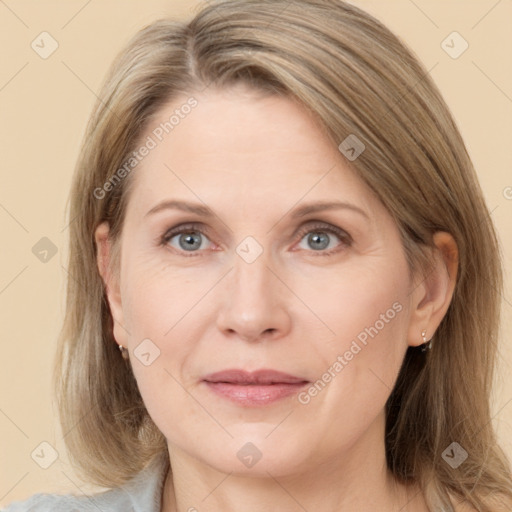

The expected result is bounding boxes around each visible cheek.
[295,254,409,348]
[120,253,206,337]
[296,257,410,416]
[119,256,213,392]
[121,266,205,434]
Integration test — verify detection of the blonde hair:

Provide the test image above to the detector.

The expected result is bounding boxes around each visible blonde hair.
[55,0,512,509]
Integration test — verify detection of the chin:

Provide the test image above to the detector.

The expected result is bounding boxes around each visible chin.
[193,433,313,478]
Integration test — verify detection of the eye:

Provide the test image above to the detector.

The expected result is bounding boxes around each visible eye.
[160,221,352,257]
[160,223,214,255]
[295,222,352,255]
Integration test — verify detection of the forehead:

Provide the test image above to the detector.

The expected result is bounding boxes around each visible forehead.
[124,87,382,221]
[150,88,336,161]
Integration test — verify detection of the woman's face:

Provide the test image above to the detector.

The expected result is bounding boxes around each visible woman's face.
[99,86,428,477]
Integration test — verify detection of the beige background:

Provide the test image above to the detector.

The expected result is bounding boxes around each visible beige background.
[1,0,511,507]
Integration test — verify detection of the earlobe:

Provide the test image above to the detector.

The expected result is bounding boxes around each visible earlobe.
[407,231,459,348]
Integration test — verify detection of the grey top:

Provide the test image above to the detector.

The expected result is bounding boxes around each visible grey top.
[2,452,170,512]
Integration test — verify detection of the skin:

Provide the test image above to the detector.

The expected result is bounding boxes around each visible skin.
[95,85,459,512]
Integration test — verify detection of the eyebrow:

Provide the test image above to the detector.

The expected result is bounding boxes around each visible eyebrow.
[144,199,369,221]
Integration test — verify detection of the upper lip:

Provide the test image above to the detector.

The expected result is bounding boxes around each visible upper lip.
[203,369,309,385]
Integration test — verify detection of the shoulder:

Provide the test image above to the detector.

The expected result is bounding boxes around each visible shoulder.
[2,493,75,512]
[2,452,169,512]
[2,492,86,511]
[2,487,135,512]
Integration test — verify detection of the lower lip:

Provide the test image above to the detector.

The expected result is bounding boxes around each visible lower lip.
[204,381,309,406]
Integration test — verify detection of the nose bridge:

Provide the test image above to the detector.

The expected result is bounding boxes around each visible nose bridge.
[232,243,273,303]
[216,237,290,340]
[231,238,276,309]
[231,235,273,296]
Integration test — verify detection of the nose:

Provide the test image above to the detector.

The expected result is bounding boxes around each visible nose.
[216,251,292,343]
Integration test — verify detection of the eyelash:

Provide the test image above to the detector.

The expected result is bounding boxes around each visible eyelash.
[159,221,353,257]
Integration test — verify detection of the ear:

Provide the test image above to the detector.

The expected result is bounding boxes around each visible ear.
[94,221,127,348]
[407,231,459,347]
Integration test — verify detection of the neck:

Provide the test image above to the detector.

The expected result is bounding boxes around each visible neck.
[160,410,428,512]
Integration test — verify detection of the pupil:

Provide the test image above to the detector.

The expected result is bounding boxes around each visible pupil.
[309,232,329,250]
[180,233,201,250]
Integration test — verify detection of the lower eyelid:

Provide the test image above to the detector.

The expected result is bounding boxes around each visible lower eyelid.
[295,230,350,254]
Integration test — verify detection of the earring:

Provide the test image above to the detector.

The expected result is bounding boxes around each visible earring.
[118,344,129,360]
[420,330,432,352]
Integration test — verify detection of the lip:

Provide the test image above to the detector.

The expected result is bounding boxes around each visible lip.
[202,369,310,407]
[203,368,308,385]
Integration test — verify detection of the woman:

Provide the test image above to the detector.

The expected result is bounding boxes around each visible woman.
[4,0,512,510]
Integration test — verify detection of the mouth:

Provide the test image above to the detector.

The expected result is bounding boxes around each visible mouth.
[202,368,310,406]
